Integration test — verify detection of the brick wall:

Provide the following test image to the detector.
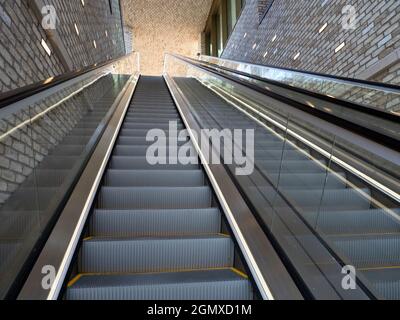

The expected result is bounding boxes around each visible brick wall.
[257,0,274,23]
[0,75,117,205]
[222,0,400,84]
[121,0,213,75]
[0,0,125,94]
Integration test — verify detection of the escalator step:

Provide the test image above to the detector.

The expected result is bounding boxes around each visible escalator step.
[123,123,184,130]
[109,156,199,170]
[124,118,182,125]
[283,188,371,211]
[66,269,252,300]
[1,187,57,211]
[329,234,400,268]
[79,235,233,273]
[98,186,212,209]
[104,170,204,187]
[38,156,78,170]
[113,146,195,157]
[23,169,69,187]
[0,242,21,274]
[120,129,178,137]
[117,137,189,146]
[255,149,310,161]
[62,136,92,145]
[266,173,346,189]
[49,145,85,156]
[90,208,221,237]
[362,268,400,300]
[257,159,327,173]
[68,128,96,136]
[0,210,40,238]
[127,112,178,118]
[304,208,400,234]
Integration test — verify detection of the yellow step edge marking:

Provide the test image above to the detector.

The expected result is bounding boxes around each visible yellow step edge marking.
[231,268,248,279]
[358,265,400,271]
[68,274,83,287]
[68,267,249,286]
[324,232,400,238]
[84,233,229,240]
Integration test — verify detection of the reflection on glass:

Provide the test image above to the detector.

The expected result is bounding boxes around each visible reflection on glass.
[0,53,139,298]
[199,55,400,116]
[164,53,400,299]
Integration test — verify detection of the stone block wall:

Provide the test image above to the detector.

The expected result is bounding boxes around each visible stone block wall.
[222,0,400,84]
[121,0,213,75]
[0,0,125,94]
[0,74,117,205]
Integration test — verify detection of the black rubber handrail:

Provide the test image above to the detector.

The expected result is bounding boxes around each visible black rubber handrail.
[207,56,400,91]
[187,55,400,123]
[0,53,135,109]
[169,54,400,151]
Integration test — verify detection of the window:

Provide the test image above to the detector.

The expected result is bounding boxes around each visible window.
[227,0,245,36]
[108,0,113,15]
[204,0,246,57]
[258,0,274,23]
[216,9,223,57]
[205,33,211,55]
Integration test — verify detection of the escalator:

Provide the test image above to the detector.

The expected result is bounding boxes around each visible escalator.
[173,77,400,300]
[3,53,399,301]
[0,74,130,298]
[65,76,254,300]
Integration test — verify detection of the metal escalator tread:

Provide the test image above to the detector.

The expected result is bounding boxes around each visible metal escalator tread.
[113,145,192,156]
[90,208,221,237]
[98,186,212,209]
[0,80,124,266]
[117,136,189,146]
[66,76,253,300]
[104,170,204,187]
[78,235,234,274]
[174,77,400,300]
[109,156,199,170]
[66,269,252,300]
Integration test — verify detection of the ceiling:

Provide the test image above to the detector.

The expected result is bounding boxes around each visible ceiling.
[121,0,213,75]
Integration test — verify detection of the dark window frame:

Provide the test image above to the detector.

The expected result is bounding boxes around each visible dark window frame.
[109,0,113,15]
[258,0,274,24]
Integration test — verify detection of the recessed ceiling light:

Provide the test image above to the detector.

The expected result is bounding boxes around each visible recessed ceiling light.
[105,30,108,37]
[81,0,85,6]
[335,42,345,53]
[74,23,79,35]
[41,39,51,56]
[252,43,257,49]
[263,51,268,58]
[272,34,277,42]
[294,52,300,60]
[319,22,328,33]
[243,33,247,38]
[43,77,54,84]
[93,40,97,48]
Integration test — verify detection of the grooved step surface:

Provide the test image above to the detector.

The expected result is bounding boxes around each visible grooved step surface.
[66,269,252,300]
[90,208,221,237]
[98,186,212,209]
[104,170,204,187]
[66,76,252,300]
[109,156,199,170]
[79,235,234,273]
[174,77,400,300]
